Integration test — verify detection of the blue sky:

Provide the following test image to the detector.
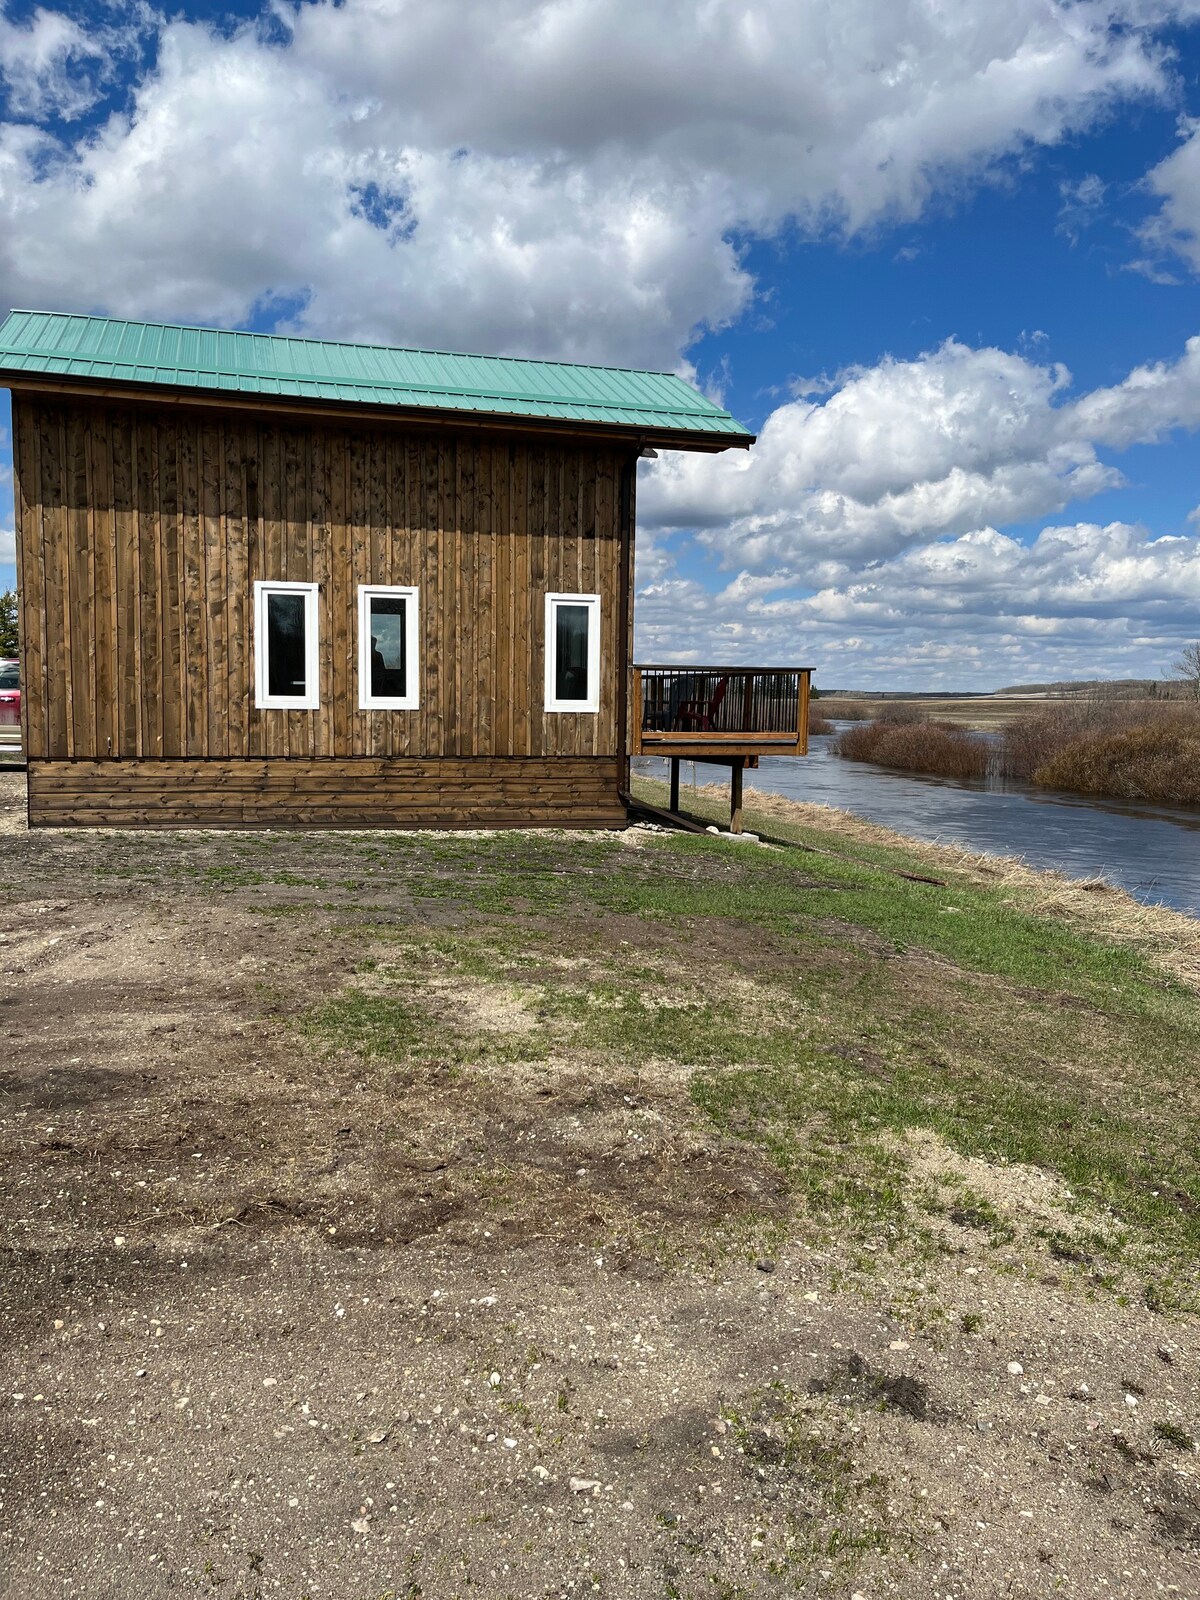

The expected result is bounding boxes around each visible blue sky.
[3,1,1200,687]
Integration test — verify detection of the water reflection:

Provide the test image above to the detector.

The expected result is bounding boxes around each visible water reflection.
[635,726,1200,917]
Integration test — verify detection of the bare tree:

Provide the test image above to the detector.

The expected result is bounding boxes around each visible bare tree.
[1171,640,1200,700]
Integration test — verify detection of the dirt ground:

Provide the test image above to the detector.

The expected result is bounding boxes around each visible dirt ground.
[1,769,1197,1600]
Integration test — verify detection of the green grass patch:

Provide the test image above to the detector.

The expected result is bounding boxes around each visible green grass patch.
[317,911,1200,1304]
[1154,1420,1197,1452]
[300,942,554,1070]
[74,802,1199,1305]
[301,989,426,1063]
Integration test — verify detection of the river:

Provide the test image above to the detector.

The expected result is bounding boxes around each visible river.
[635,727,1200,917]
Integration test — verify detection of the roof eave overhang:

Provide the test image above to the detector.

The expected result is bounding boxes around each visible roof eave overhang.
[0,371,756,453]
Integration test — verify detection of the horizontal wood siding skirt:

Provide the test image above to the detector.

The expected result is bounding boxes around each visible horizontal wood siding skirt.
[27,758,627,830]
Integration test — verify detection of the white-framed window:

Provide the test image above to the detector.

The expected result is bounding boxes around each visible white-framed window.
[253,581,320,710]
[544,592,601,714]
[358,585,420,711]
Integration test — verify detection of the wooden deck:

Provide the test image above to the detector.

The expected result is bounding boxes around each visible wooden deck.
[632,664,812,830]
[633,665,811,759]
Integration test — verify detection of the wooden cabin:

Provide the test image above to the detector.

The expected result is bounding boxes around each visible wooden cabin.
[0,310,780,829]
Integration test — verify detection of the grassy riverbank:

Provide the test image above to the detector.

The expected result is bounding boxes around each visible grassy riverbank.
[632,773,1200,1297]
[3,769,1199,1596]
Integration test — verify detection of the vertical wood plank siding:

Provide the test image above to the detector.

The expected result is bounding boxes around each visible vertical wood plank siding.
[14,396,633,773]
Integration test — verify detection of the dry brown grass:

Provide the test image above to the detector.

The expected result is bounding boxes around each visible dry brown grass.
[808,709,835,736]
[828,699,1200,805]
[835,717,990,780]
[1007,702,1200,805]
[1035,719,1200,806]
[890,696,1055,731]
[1004,700,1150,779]
[820,696,1049,730]
[813,696,873,720]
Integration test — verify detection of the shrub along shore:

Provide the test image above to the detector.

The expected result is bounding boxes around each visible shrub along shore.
[830,699,1200,807]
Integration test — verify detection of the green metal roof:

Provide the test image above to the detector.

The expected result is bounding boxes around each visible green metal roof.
[0,310,753,448]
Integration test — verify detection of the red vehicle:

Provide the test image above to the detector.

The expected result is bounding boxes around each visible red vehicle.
[0,658,19,729]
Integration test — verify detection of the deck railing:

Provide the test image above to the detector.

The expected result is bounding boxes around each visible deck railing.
[633,665,811,756]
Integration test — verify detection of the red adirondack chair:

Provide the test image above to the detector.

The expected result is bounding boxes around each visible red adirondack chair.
[676,674,729,732]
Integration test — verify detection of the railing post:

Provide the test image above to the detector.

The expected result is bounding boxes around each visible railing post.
[632,666,643,755]
[730,758,744,833]
[670,757,680,814]
[797,670,810,755]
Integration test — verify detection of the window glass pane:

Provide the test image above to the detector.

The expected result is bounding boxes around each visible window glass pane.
[554,603,590,702]
[0,664,18,689]
[266,592,307,698]
[369,596,407,699]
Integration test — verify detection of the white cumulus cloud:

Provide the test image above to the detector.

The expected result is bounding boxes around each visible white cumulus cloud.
[635,325,1200,684]
[635,521,1200,685]
[0,2,140,121]
[0,0,1190,362]
[641,333,1200,572]
[1140,116,1200,272]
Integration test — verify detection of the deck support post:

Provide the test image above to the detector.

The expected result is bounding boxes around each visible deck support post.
[669,757,680,814]
[730,758,744,834]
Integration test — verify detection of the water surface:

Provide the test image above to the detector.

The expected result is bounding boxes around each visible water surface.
[636,729,1200,917]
